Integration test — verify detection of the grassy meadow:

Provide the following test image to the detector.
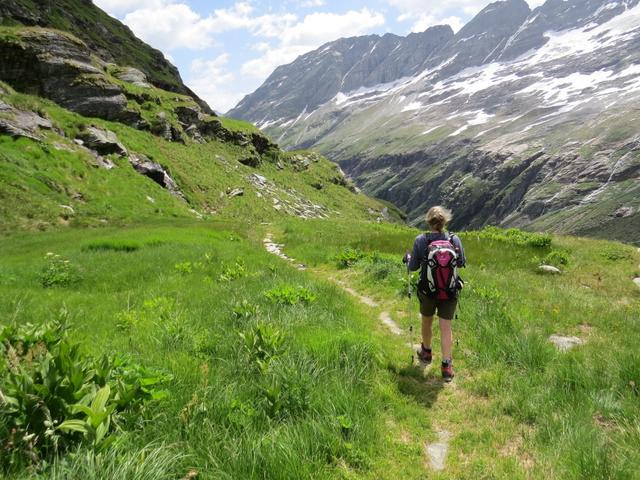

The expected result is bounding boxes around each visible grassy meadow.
[0,218,638,479]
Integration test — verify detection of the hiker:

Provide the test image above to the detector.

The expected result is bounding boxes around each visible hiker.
[403,206,465,382]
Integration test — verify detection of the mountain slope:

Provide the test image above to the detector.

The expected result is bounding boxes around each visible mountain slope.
[230,0,640,244]
[0,23,396,232]
[0,0,212,113]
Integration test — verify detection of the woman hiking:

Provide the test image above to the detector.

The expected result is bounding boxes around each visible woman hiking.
[403,206,465,382]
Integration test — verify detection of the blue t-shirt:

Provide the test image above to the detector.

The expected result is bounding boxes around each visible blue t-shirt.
[408,232,466,272]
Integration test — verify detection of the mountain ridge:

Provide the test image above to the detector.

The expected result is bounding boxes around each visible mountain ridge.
[229,0,640,244]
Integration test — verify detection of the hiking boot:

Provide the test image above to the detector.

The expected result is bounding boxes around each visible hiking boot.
[416,345,432,364]
[441,362,454,382]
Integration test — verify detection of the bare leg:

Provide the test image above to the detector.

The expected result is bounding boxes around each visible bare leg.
[421,315,433,348]
[439,318,453,361]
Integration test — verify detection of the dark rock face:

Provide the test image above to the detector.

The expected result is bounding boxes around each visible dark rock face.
[76,127,128,156]
[0,100,52,141]
[0,0,213,114]
[128,153,186,200]
[0,29,143,125]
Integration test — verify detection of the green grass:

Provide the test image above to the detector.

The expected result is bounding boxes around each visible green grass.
[1,217,639,479]
[280,220,640,479]
[0,85,389,233]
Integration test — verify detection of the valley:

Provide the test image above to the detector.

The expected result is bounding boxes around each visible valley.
[0,1,639,479]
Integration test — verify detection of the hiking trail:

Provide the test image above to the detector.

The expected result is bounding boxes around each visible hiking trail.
[262,233,460,474]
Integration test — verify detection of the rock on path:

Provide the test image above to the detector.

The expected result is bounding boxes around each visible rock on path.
[262,235,306,270]
[549,334,584,351]
[379,311,403,335]
[633,277,640,289]
[337,282,379,307]
[425,430,451,471]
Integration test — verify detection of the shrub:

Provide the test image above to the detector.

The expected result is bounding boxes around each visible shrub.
[231,300,259,321]
[334,247,370,269]
[239,323,287,372]
[40,253,80,288]
[264,285,316,306]
[219,260,248,282]
[0,318,170,472]
[541,249,571,267]
[174,262,194,275]
[469,226,552,248]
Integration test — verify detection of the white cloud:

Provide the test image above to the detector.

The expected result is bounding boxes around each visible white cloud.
[120,2,297,52]
[300,0,326,7]
[187,54,244,113]
[241,8,385,79]
[93,0,167,17]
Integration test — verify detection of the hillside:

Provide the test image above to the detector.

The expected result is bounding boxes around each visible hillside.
[0,0,211,112]
[230,0,640,244]
[0,25,395,233]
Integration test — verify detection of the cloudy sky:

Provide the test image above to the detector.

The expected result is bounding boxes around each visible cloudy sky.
[94,0,544,113]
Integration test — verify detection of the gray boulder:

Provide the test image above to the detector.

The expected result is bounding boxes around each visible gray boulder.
[113,67,152,88]
[77,127,128,156]
[128,153,185,200]
[0,28,143,126]
[538,265,561,274]
[0,101,52,141]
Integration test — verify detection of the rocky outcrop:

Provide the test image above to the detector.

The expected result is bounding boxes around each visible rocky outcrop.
[0,99,52,141]
[0,0,213,114]
[129,153,186,200]
[113,67,152,88]
[0,29,144,126]
[76,127,128,156]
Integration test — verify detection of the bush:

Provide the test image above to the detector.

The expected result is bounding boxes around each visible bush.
[541,249,571,267]
[0,318,170,472]
[264,285,316,306]
[469,226,552,248]
[334,248,370,269]
[40,253,80,288]
[219,260,248,281]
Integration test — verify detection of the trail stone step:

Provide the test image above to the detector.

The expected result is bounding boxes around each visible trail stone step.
[339,284,379,307]
[549,334,584,351]
[379,311,403,335]
[263,235,306,270]
[425,430,451,471]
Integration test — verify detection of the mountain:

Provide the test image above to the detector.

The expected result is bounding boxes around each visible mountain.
[0,3,395,232]
[230,0,640,244]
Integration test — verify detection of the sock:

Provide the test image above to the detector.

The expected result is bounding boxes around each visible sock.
[442,359,452,367]
[421,344,432,352]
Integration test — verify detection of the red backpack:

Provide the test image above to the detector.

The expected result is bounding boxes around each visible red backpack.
[418,234,460,300]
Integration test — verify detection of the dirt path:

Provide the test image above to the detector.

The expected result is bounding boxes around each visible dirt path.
[262,233,458,473]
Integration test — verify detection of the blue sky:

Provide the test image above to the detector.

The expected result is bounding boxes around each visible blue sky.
[94,0,544,113]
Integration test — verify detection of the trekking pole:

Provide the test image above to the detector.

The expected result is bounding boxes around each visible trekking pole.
[406,257,415,365]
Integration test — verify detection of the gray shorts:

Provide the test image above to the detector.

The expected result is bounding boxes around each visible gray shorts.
[417,291,457,320]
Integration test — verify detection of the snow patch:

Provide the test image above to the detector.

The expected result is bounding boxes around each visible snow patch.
[402,101,422,112]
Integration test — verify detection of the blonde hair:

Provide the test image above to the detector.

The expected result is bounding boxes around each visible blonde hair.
[426,206,452,232]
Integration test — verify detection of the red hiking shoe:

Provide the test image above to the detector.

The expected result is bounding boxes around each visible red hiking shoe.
[416,345,432,364]
[441,362,454,382]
